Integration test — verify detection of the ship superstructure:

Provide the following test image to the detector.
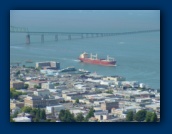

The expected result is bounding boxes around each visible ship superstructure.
[79,52,116,66]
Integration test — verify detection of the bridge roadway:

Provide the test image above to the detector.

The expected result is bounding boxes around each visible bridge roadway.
[10,29,160,44]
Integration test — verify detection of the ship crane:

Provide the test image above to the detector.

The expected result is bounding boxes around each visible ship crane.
[90,53,97,60]
[107,55,115,61]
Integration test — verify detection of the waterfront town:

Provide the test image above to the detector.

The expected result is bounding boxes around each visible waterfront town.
[10,61,160,122]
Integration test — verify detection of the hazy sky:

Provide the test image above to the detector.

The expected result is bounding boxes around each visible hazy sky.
[10,10,160,32]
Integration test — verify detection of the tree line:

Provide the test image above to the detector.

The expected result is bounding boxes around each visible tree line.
[126,110,158,122]
[11,106,47,122]
[21,106,46,122]
[10,88,26,99]
[58,107,95,122]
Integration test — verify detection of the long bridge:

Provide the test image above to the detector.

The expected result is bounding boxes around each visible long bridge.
[10,26,160,44]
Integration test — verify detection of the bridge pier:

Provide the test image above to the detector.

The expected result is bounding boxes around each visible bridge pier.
[68,34,71,40]
[26,34,30,44]
[55,34,58,41]
[12,29,160,45]
[81,34,84,39]
[41,34,44,43]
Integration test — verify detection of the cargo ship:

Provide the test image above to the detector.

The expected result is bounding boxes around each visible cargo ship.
[79,52,116,66]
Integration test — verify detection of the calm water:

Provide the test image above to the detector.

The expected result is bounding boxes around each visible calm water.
[10,32,160,89]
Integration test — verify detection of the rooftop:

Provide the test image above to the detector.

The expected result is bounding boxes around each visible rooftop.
[36,61,59,63]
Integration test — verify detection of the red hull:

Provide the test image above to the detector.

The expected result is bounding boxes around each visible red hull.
[79,58,116,66]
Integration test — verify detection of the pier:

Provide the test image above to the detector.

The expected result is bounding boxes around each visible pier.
[10,26,160,44]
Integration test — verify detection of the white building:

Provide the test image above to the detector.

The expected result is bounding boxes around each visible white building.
[145,103,160,111]
[121,81,139,88]
[42,82,54,89]
[11,107,21,115]
[94,100,105,105]
[103,76,126,82]
[114,81,122,87]
[70,109,87,116]
[85,78,101,83]
[25,77,37,81]
[74,84,86,90]
[46,105,65,114]
[34,89,50,97]
[100,81,110,86]
[54,96,64,102]
[13,117,31,122]
[135,98,152,103]
[123,106,136,114]
[40,69,59,76]
[36,61,60,70]
[94,110,109,121]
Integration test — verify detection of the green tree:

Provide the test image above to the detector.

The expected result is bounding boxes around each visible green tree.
[10,88,23,99]
[12,111,19,118]
[145,112,153,122]
[75,98,79,104]
[95,89,102,93]
[76,112,84,122]
[134,110,147,122]
[35,67,41,71]
[40,109,46,120]
[36,108,41,119]
[64,110,75,122]
[30,108,37,117]
[15,70,20,76]
[21,106,32,113]
[20,106,47,122]
[25,69,29,73]
[46,119,51,122]
[34,85,37,89]
[54,83,59,86]
[34,85,41,89]
[10,116,15,122]
[45,119,56,122]
[126,111,134,121]
[19,78,24,81]
[24,84,29,89]
[106,89,113,94]
[10,92,18,99]
[59,109,76,122]
[59,109,66,121]
[85,107,95,121]
[10,88,15,92]
[150,112,158,122]
[33,118,39,122]
[50,119,56,122]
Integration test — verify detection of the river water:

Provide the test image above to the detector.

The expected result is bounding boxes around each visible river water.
[10,32,160,89]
